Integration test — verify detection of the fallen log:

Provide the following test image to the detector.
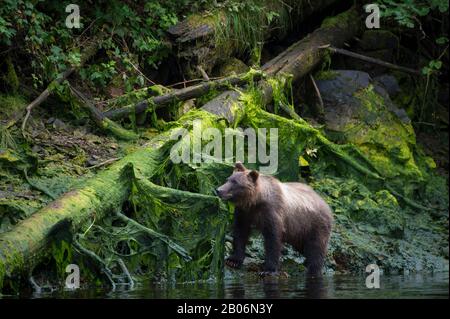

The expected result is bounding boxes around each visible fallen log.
[21,37,102,137]
[0,114,228,290]
[106,6,360,122]
[69,85,138,141]
[103,70,263,120]
[203,6,362,121]
[168,0,340,77]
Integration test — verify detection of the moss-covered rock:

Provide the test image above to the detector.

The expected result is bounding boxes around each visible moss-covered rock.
[316,70,428,195]
[215,58,249,77]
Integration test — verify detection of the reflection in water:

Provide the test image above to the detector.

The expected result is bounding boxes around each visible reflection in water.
[305,276,328,299]
[262,277,281,299]
[10,271,449,299]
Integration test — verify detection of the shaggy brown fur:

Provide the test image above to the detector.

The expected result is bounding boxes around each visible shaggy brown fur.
[216,162,333,276]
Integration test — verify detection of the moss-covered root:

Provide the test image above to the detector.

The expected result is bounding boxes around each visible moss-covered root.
[70,86,138,141]
[101,118,138,141]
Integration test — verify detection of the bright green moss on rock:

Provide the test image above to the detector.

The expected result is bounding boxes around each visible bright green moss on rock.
[315,70,340,81]
[351,85,424,186]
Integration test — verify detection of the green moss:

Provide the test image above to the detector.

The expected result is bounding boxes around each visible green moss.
[315,70,339,81]
[1,61,447,289]
[3,57,19,93]
[186,11,219,29]
[102,118,139,141]
[321,8,358,29]
[347,85,424,191]
[216,58,249,76]
[0,94,27,120]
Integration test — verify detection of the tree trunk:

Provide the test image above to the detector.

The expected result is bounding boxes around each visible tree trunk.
[168,0,340,78]
[0,145,159,289]
[103,71,263,120]
[203,6,362,121]
[69,85,138,140]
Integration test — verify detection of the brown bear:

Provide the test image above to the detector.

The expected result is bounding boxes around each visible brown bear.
[216,162,333,276]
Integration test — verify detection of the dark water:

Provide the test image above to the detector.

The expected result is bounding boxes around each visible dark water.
[14,271,449,299]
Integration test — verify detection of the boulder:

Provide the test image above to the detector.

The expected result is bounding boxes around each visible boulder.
[315,70,427,192]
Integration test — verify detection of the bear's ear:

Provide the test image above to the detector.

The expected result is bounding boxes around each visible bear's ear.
[248,170,259,183]
[234,162,246,172]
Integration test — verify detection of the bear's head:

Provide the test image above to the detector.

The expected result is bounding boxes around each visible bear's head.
[215,162,259,206]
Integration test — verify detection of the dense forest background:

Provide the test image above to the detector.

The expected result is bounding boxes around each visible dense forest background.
[0,0,448,295]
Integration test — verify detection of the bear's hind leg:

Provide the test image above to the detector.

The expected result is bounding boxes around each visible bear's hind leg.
[303,238,326,277]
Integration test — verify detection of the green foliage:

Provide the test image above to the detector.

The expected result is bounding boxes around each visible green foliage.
[213,0,295,59]
[421,59,443,75]
[52,240,73,279]
[0,0,214,92]
[80,61,117,87]
[376,0,448,28]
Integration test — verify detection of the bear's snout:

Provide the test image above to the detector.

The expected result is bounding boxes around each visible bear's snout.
[215,185,231,200]
[215,187,224,198]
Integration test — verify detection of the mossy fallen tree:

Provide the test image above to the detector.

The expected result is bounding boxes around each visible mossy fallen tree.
[168,0,340,77]
[102,70,263,121]
[203,6,362,120]
[69,85,138,141]
[105,6,361,122]
[0,114,230,290]
[1,77,447,290]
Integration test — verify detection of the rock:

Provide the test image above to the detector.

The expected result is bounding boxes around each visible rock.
[373,74,401,98]
[214,58,249,77]
[359,30,399,51]
[52,118,67,131]
[202,90,241,123]
[315,70,423,191]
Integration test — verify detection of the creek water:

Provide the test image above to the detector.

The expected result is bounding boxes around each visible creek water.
[15,271,449,299]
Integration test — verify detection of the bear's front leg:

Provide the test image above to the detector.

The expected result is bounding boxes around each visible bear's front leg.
[260,211,282,276]
[226,209,251,269]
